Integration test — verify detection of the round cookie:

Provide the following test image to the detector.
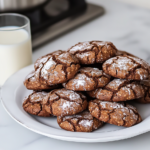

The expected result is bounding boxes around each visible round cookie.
[103,55,150,80]
[24,71,59,90]
[34,50,80,86]
[89,100,142,127]
[63,67,111,91]
[43,88,88,116]
[23,91,51,117]
[87,79,145,102]
[57,111,104,132]
[68,41,117,64]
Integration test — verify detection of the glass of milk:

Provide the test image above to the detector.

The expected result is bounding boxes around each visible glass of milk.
[0,13,32,86]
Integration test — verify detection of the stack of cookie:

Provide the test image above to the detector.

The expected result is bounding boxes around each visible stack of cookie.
[23,41,150,132]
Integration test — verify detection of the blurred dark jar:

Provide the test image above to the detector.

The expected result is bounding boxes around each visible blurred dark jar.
[0,0,50,12]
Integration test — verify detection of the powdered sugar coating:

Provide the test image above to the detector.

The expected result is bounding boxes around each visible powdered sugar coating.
[63,67,111,91]
[30,91,48,102]
[57,52,79,65]
[128,56,150,71]
[104,58,113,65]
[78,52,90,58]
[69,92,80,101]
[24,70,58,90]
[69,41,116,54]
[106,79,127,91]
[136,69,148,80]
[103,55,150,80]
[92,41,113,50]
[110,79,125,86]
[35,56,49,69]
[61,101,71,109]
[73,77,87,87]
[123,87,132,96]
[41,57,56,80]
[87,79,145,102]
[138,70,144,80]
[29,75,36,82]
[68,41,93,54]
[34,51,80,85]
[59,100,78,115]
[68,41,117,64]
[57,53,69,64]
[57,110,103,132]
[34,66,41,80]
[81,111,93,119]
[23,91,51,117]
[25,71,37,83]
[100,101,124,109]
[80,67,103,77]
[43,89,87,116]
[76,52,96,64]
[56,89,82,103]
[112,56,137,71]
[34,50,63,70]
[89,100,142,127]
[79,120,93,128]
[71,74,94,91]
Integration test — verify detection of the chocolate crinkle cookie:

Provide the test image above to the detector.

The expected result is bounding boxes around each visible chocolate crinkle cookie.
[34,50,80,86]
[24,71,59,90]
[68,41,117,64]
[57,111,104,132]
[103,55,150,80]
[43,88,88,116]
[87,79,145,102]
[89,100,142,127]
[63,67,111,91]
[23,91,51,117]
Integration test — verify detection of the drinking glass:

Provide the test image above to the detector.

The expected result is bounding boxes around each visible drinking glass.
[0,13,32,87]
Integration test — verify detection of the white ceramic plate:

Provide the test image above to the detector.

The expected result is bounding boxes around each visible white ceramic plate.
[1,64,150,143]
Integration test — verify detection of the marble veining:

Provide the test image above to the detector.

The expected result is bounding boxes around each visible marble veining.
[1,0,150,149]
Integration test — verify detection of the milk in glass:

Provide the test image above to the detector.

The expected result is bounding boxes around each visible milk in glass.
[0,26,32,86]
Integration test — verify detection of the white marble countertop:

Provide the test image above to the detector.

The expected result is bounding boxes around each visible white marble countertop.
[116,0,150,9]
[1,0,150,149]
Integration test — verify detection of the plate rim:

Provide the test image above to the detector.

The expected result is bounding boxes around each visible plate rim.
[1,64,150,143]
